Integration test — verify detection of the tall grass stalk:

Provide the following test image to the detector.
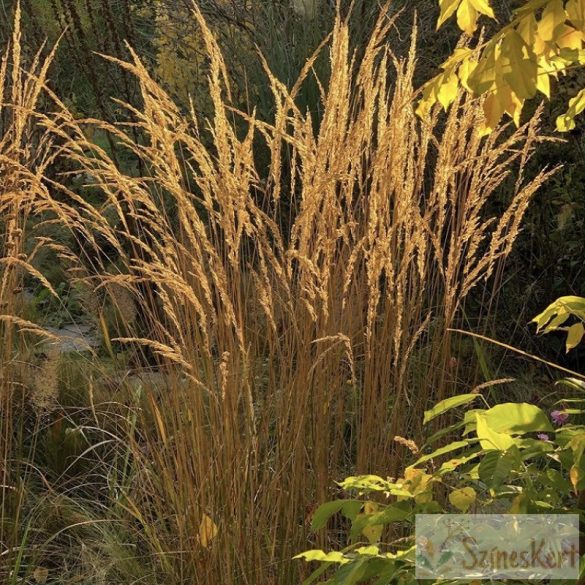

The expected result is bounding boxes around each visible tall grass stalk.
[1,2,553,583]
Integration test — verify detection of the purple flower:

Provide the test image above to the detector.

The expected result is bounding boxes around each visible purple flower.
[537,433,550,441]
[551,410,569,426]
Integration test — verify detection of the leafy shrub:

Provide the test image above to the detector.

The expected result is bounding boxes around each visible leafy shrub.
[297,392,585,584]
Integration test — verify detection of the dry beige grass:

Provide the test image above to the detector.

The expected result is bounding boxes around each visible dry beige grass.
[0,2,554,584]
[0,5,65,572]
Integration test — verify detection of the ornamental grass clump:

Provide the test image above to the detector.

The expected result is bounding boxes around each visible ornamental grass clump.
[0,2,553,584]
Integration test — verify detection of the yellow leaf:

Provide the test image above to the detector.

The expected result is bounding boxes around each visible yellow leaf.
[403,467,434,499]
[505,90,524,126]
[538,0,567,42]
[499,31,537,99]
[449,487,477,512]
[557,87,585,130]
[517,13,538,47]
[476,412,515,450]
[359,502,382,544]
[536,69,551,98]
[566,322,585,351]
[458,56,478,91]
[197,513,218,548]
[570,464,583,491]
[437,70,459,110]
[362,523,383,544]
[566,0,585,30]
[457,0,479,34]
[438,0,462,29]
[416,76,443,118]
[468,47,497,94]
[469,0,495,18]
[556,24,584,49]
[482,91,506,133]
[509,493,528,513]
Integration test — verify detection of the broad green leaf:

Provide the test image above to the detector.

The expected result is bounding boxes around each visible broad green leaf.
[478,447,520,488]
[331,557,369,584]
[423,394,480,424]
[438,450,481,473]
[476,412,516,450]
[545,468,572,494]
[349,503,411,541]
[413,440,470,466]
[359,503,384,544]
[449,486,476,511]
[311,500,362,531]
[566,322,585,351]
[482,403,553,434]
[463,408,486,435]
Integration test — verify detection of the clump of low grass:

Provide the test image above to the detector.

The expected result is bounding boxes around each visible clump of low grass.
[1,2,555,584]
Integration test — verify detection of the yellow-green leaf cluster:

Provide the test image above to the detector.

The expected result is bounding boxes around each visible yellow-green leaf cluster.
[422,0,585,132]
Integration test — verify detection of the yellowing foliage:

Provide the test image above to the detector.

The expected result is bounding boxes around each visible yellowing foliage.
[421,0,585,131]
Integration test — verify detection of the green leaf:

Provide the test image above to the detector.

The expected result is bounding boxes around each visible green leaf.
[449,486,476,511]
[478,447,520,488]
[349,503,411,541]
[481,403,553,434]
[437,450,481,474]
[423,394,480,424]
[476,412,516,450]
[413,440,470,466]
[338,476,396,493]
[311,500,362,531]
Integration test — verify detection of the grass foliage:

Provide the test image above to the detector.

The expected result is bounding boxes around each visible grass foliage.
[0,2,555,583]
